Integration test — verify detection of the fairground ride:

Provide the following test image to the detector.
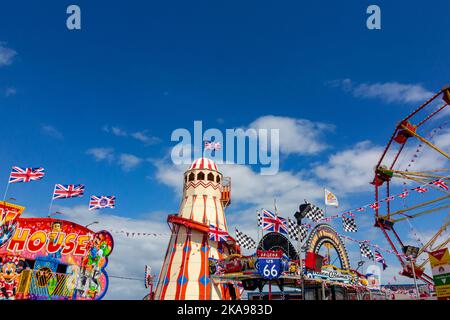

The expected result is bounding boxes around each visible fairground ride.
[372,85,450,285]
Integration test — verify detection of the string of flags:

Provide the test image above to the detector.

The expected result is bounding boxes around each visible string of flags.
[340,234,403,260]
[359,242,375,260]
[298,176,450,226]
[4,166,116,211]
[342,216,358,233]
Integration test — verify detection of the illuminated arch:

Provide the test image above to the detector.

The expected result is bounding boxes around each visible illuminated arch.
[305,223,350,270]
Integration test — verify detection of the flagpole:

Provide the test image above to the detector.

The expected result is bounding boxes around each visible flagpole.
[256,210,260,244]
[260,208,264,241]
[48,184,56,217]
[2,181,10,202]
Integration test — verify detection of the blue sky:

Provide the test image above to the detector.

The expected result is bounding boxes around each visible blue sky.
[1,1,449,299]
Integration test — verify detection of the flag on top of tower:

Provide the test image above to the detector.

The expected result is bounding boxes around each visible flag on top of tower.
[324,188,339,207]
[89,195,116,210]
[9,167,45,184]
[204,140,221,151]
[261,209,288,234]
[208,224,230,242]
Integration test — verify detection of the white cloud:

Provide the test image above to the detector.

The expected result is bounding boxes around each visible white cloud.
[40,124,64,140]
[86,147,115,162]
[0,43,16,67]
[249,115,333,155]
[330,79,434,104]
[131,131,160,145]
[118,153,143,171]
[314,141,383,193]
[103,125,160,145]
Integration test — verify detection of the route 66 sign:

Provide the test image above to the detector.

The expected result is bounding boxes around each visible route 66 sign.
[257,250,283,280]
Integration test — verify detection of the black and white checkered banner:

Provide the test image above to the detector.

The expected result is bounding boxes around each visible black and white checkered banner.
[342,216,358,232]
[235,229,257,250]
[359,242,375,260]
[287,218,309,242]
[304,204,324,222]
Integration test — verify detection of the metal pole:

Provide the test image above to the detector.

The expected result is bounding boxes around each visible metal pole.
[322,281,325,300]
[410,257,420,300]
[268,282,272,300]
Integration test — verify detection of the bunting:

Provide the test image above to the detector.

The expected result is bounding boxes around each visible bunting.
[342,216,358,233]
[359,242,375,260]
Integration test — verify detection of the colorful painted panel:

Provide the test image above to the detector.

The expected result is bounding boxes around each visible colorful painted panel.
[0,212,114,300]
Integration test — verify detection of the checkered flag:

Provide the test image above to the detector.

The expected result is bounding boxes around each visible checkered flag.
[288,218,308,242]
[342,216,358,232]
[304,204,324,222]
[235,229,257,250]
[359,242,375,260]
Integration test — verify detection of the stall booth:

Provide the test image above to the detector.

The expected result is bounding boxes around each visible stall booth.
[0,201,114,300]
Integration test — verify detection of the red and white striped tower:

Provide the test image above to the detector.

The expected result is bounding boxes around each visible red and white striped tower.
[154,157,238,300]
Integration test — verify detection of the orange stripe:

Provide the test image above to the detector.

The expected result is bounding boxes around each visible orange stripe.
[190,195,197,220]
[198,234,210,300]
[202,195,207,224]
[179,234,192,299]
[175,231,191,300]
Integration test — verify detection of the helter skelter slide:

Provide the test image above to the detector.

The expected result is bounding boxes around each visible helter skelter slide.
[372,85,450,285]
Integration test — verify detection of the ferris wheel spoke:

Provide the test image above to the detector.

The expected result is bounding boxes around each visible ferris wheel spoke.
[400,123,450,160]
[392,204,450,223]
[379,194,450,219]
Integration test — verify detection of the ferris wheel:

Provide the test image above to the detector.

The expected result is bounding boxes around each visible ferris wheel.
[372,85,450,285]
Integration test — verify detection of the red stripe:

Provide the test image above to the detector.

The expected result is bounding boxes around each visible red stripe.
[159,226,180,299]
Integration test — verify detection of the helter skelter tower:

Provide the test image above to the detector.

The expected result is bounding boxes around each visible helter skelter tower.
[154,157,239,300]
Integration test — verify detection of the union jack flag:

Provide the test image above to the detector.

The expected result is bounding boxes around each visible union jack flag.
[204,140,221,151]
[53,184,85,200]
[9,167,45,184]
[261,209,288,234]
[413,186,428,193]
[356,207,366,212]
[384,196,395,202]
[208,224,229,242]
[375,250,388,270]
[398,191,409,199]
[432,179,448,191]
[369,203,379,210]
[89,195,116,210]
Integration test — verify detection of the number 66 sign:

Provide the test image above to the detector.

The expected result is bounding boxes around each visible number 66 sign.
[256,250,283,280]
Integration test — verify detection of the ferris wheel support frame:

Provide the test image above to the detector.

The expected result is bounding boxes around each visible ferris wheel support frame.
[373,86,450,286]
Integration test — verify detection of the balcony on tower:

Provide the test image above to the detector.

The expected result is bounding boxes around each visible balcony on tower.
[220,177,231,208]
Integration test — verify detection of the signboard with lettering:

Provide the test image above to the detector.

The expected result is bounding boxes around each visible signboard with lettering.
[0,205,114,300]
[429,248,450,300]
[256,250,283,280]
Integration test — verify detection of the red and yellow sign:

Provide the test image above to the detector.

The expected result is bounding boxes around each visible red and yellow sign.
[428,248,450,300]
